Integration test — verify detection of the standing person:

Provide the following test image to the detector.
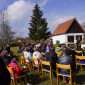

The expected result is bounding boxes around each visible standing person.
[49,39,53,47]
[58,46,75,83]
[45,47,58,77]
[33,47,44,64]
[0,56,11,85]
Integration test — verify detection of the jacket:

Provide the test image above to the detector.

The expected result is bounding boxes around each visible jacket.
[58,52,75,74]
[33,51,43,64]
[0,57,11,85]
[46,51,58,70]
[8,62,23,77]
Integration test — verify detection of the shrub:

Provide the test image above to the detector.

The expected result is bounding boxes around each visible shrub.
[56,40,60,45]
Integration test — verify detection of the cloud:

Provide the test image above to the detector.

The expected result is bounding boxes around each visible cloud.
[5,0,49,37]
[40,0,48,7]
[7,0,34,22]
[47,15,74,29]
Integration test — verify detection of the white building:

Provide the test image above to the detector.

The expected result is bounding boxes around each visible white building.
[52,18,85,44]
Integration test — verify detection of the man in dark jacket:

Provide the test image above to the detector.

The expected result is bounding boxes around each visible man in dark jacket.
[45,47,58,77]
[58,46,75,74]
[0,56,11,85]
[58,46,75,83]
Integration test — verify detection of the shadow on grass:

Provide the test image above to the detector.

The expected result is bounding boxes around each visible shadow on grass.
[76,75,85,85]
[29,73,49,85]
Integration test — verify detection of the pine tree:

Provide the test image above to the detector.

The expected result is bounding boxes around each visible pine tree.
[28,4,51,41]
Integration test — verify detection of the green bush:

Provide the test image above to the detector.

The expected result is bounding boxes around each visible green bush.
[56,40,60,45]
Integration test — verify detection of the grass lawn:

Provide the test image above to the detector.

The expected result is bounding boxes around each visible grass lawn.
[11,46,85,85]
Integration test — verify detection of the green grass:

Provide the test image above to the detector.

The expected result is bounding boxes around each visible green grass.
[11,46,85,85]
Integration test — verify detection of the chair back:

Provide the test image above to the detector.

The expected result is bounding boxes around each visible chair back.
[75,55,85,60]
[24,57,30,63]
[41,52,45,55]
[41,61,51,71]
[32,58,39,66]
[56,63,71,75]
[75,50,83,56]
[6,66,15,79]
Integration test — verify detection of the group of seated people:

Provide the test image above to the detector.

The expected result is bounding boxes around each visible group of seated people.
[0,41,85,85]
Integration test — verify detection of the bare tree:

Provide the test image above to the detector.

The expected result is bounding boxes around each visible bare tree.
[0,11,15,45]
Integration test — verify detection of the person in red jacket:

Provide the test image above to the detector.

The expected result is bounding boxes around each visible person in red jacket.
[8,57,31,85]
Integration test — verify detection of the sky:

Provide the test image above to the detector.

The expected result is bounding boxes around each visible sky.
[0,0,85,37]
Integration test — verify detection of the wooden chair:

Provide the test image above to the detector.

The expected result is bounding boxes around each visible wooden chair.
[56,63,76,85]
[41,60,53,85]
[24,57,32,72]
[55,51,62,56]
[75,55,85,71]
[7,66,27,85]
[32,58,40,75]
[41,52,46,60]
[21,56,25,66]
[75,50,83,56]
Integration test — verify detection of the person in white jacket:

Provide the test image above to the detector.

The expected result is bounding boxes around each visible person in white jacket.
[33,47,44,64]
[24,47,32,63]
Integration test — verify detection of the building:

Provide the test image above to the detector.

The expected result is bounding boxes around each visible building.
[52,18,85,44]
[16,37,24,42]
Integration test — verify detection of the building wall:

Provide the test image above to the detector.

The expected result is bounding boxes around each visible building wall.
[52,34,66,44]
[52,33,84,44]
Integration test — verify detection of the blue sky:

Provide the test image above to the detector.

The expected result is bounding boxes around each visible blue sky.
[0,0,85,37]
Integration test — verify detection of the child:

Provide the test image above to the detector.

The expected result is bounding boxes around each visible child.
[8,57,31,85]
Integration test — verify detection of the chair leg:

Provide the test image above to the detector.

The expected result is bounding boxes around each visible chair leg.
[25,75,27,85]
[13,80,16,85]
[29,64,31,72]
[42,70,44,80]
[33,66,35,73]
[70,76,72,85]
[81,65,82,71]
[74,74,76,85]
[50,72,52,85]
[57,75,59,85]
[20,79,22,85]
[38,66,40,75]
[63,76,64,83]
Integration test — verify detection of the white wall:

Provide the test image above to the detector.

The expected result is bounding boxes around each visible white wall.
[52,33,84,44]
[52,34,66,44]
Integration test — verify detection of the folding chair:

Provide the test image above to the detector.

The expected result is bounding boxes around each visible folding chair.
[24,57,32,72]
[41,60,55,85]
[75,55,85,71]
[56,63,76,85]
[7,66,27,85]
[32,58,40,75]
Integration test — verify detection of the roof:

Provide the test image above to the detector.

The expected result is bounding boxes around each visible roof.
[52,18,83,36]
[16,37,24,40]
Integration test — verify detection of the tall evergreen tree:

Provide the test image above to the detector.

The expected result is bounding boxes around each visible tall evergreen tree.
[28,4,51,41]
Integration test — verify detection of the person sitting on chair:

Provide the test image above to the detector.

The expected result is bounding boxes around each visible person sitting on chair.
[58,46,76,83]
[33,47,44,65]
[8,57,31,85]
[24,47,32,63]
[75,43,84,56]
[45,47,58,78]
